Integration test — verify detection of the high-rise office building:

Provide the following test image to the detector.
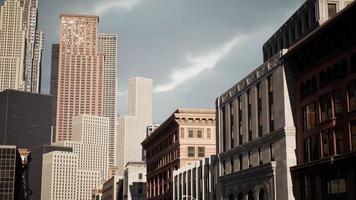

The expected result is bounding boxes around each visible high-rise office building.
[55,15,104,142]
[99,33,118,167]
[41,151,78,200]
[21,0,44,92]
[49,115,110,200]
[117,77,153,175]
[0,0,43,92]
[0,0,26,91]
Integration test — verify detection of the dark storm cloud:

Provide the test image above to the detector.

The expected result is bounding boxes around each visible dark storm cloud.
[38,0,303,122]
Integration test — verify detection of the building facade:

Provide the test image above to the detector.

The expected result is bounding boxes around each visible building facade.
[99,33,118,168]
[117,77,153,175]
[142,109,216,200]
[173,155,218,200]
[216,51,296,200]
[102,175,123,200]
[284,2,356,199]
[123,162,147,200]
[55,14,104,141]
[263,0,353,62]
[41,151,78,200]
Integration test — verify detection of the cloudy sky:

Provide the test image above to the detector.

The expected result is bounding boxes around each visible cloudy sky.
[36,0,303,123]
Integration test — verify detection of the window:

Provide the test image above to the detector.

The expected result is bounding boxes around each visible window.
[333,90,343,117]
[207,128,211,139]
[303,103,317,131]
[238,97,243,145]
[188,130,194,138]
[257,83,263,137]
[248,151,252,167]
[269,143,275,161]
[320,94,332,122]
[139,173,143,180]
[351,121,356,151]
[322,129,333,157]
[327,3,337,19]
[222,106,227,151]
[268,75,274,131]
[335,128,345,154]
[197,130,203,138]
[188,147,195,157]
[326,169,347,194]
[180,128,184,139]
[230,157,234,173]
[197,147,205,157]
[258,147,262,165]
[348,80,356,111]
[230,101,234,148]
[247,90,252,141]
[239,154,243,170]
[304,136,320,162]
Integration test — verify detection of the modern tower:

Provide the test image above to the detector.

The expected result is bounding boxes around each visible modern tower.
[0,0,26,91]
[55,15,104,142]
[99,33,118,167]
[117,77,153,175]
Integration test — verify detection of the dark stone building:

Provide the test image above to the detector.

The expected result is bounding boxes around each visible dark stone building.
[284,2,356,200]
[0,90,71,200]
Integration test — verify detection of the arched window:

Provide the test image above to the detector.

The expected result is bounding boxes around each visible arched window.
[238,193,243,200]
[248,191,254,200]
[259,188,266,200]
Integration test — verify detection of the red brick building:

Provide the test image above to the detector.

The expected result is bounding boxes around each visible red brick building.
[284,2,356,200]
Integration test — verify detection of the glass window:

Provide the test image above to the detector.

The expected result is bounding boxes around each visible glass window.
[303,103,317,131]
[197,147,205,157]
[207,128,211,139]
[197,130,203,138]
[320,94,333,122]
[304,136,320,162]
[188,130,194,138]
[327,3,337,19]
[348,80,356,111]
[270,143,275,161]
[351,121,356,151]
[188,147,195,157]
[326,169,347,194]
[333,90,343,117]
[335,128,345,154]
[322,129,333,157]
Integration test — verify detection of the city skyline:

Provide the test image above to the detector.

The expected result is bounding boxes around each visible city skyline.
[36,0,304,122]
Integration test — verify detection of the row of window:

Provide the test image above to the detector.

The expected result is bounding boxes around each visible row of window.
[187,146,205,158]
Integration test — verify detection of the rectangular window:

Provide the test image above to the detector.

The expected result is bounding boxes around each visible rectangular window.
[248,151,252,167]
[257,83,263,137]
[239,154,243,171]
[322,129,333,157]
[197,130,203,138]
[139,173,143,180]
[326,169,347,194]
[268,75,274,132]
[327,3,337,19]
[351,121,356,151]
[258,147,262,165]
[197,147,205,157]
[188,130,194,138]
[180,128,184,139]
[320,94,333,122]
[207,128,211,139]
[230,101,234,148]
[335,128,345,154]
[303,103,317,131]
[247,90,252,141]
[270,143,275,161]
[348,80,356,111]
[304,136,320,162]
[222,106,227,151]
[230,157,234,173]
[188,147,195,157]
[238,97,243,145]
[333,90,343,117]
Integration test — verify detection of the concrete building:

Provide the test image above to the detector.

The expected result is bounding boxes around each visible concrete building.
[0,0,43,92]
[263,0,353,62]
[142,109,216,200]
[117,77,153,175]
[123,162,147,200]
[0,90,55,200]
[173,155,218,200]
[284,2,356,199]
[0,0,26,91]
[92,186,103,200]
[216,50,296,200]
[102,175,123,200]
[0,145,31,200]
[41,151,78,200]
[50,43,60,142]
[99,33,118,168]
[55,14,104,142]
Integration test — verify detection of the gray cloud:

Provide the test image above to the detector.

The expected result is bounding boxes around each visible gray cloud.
[37,0,302,122]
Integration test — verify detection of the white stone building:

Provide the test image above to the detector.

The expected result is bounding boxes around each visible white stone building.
[41,151,78,200]
[123,162,147,200]
[117,77,153,175]
[216,50,296,200]
[173,155,218,200]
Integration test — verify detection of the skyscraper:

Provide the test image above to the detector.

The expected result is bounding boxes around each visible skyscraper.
[0,0,26,91]
[50,115,110,200]
[55,15,104,142]
[117,77,153,175]
[0,0,43,92]
[99,33,118,167]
